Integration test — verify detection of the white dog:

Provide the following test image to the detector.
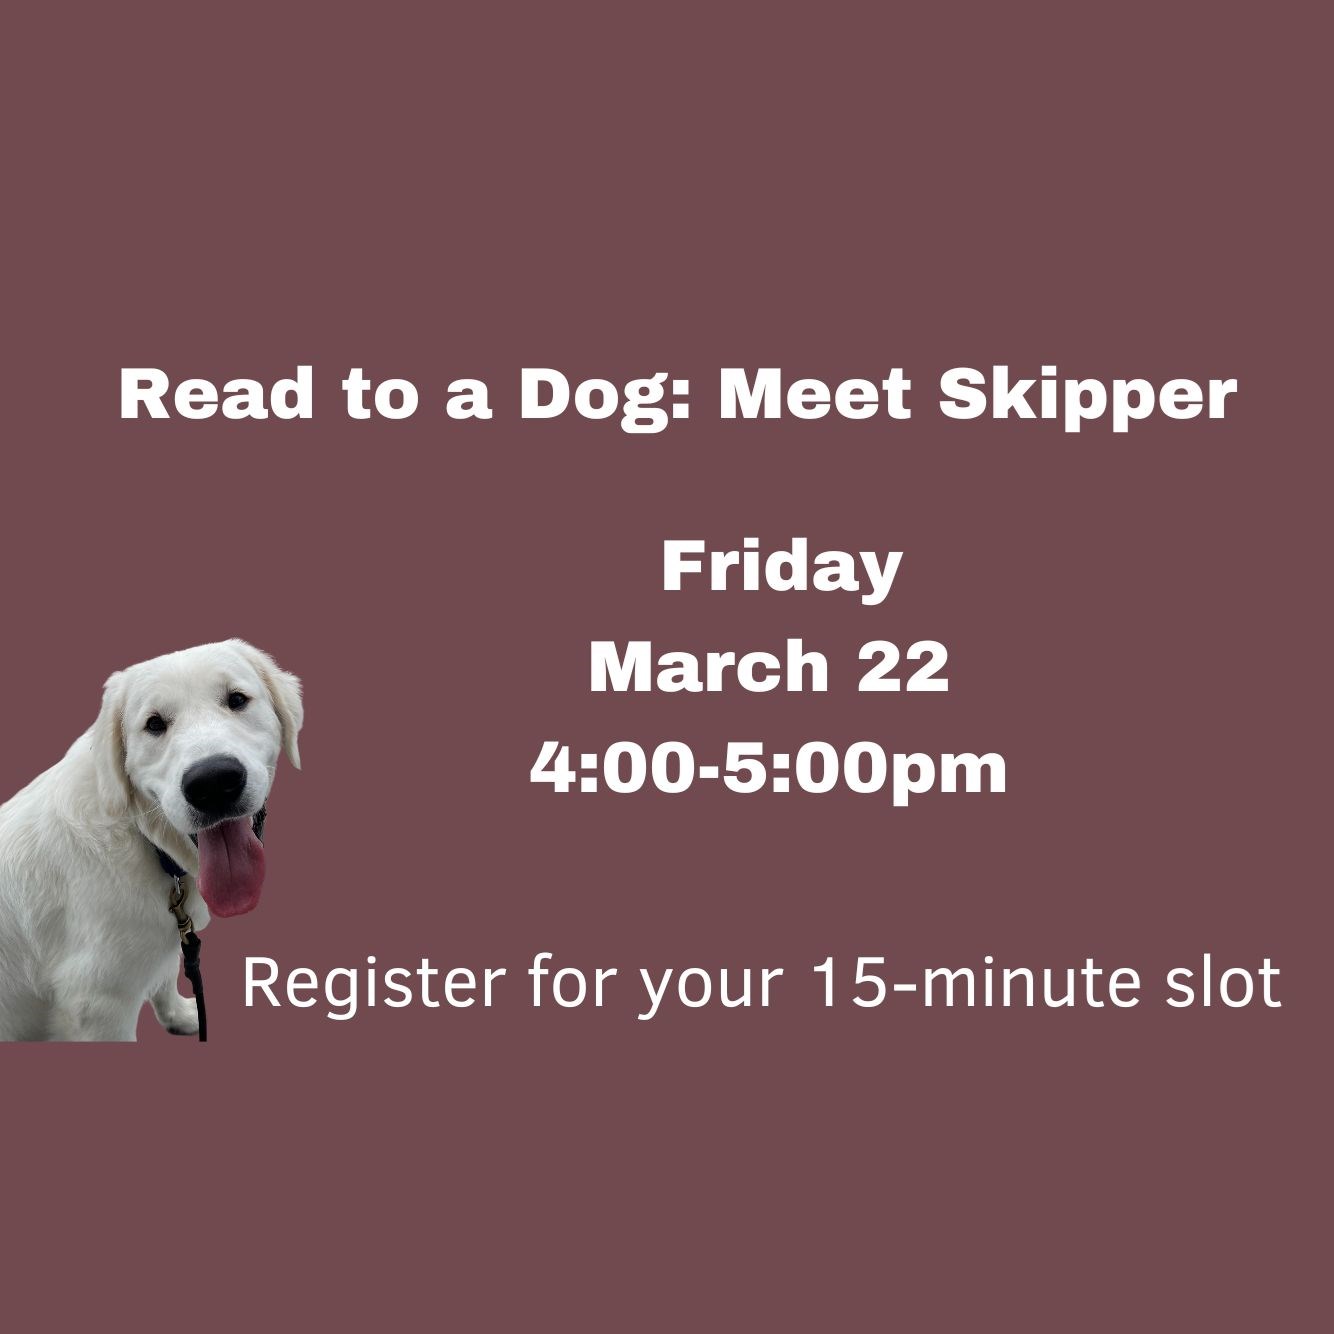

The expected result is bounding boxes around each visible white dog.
[0,640,302,1041]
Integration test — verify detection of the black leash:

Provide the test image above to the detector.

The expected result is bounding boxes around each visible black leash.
[152,804,266,1044]
[158,859,207,1042]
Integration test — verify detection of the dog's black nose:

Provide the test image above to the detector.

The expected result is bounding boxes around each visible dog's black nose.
[182,754,247,816]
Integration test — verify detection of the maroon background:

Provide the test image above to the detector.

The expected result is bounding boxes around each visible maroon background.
[5,5,1326,1328]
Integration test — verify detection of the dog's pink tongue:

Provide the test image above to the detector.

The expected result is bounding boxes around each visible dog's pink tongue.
[196,817,266,917]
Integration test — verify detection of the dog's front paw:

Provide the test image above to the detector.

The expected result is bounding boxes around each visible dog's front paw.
[158,995,199,1036]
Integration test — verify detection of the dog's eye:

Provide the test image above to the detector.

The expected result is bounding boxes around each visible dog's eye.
[145,714,168,736]
[227,691,249,711]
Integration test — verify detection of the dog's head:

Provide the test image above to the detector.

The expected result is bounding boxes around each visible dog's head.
[93,640,303,917]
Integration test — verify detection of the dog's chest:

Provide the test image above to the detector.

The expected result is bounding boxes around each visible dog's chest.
[72,865,185,987]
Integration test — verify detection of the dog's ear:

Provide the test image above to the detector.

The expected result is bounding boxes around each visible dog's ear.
[93,670,132,815]
[231,640,304,770]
